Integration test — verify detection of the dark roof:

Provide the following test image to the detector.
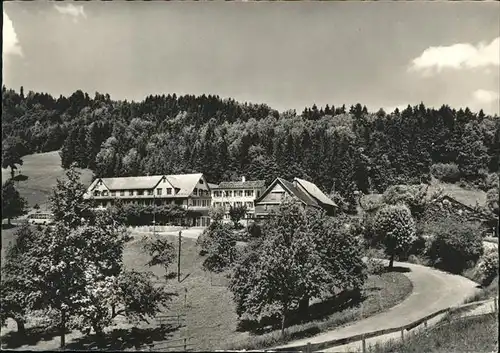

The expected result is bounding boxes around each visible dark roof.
[218,180,266,189]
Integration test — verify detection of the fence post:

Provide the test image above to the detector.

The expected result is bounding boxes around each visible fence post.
[424,320,428,329]
[307,342,311,353]
[184,338,187,351]
[400,328,404,343]
[362,337,366,353]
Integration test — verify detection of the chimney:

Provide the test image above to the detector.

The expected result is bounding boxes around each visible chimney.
[242,176,246,183]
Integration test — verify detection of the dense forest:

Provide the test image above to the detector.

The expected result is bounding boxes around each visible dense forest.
[2,85,500,205]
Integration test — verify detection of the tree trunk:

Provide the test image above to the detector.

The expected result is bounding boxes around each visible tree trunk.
[14,318,25,336]
[298,296,310,319]
[281,306,288,337]
[7,217,11,226]
[10,167,15,180]
[389,253,395,270]
[60,309,66,349]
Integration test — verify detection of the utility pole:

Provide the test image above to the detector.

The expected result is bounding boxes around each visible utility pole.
[178,229,182,282]
[153,191,156,235]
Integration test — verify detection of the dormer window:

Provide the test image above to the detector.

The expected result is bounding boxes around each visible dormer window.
[199,179,204,184]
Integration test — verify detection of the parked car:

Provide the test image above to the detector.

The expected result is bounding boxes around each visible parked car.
[28,212,54,225]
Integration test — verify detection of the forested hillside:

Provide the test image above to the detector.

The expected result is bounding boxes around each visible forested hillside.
[2,85,499,205]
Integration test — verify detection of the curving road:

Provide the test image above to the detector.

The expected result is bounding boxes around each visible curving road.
[274,260,481,352]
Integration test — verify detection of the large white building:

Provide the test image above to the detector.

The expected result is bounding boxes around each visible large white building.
[211,177,266,221]
[84,173,212,226]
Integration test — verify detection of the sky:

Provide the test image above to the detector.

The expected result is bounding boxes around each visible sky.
[3,1,500,115]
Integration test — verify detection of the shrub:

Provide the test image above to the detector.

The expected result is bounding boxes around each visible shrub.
[476,249,499,287]
[247,222,262,239]
[425,218,484,274]
[431,163,461,183]
[381,184,429,220]
[365,257,385,275]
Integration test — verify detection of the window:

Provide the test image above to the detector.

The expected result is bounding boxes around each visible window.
[226,190,233,197]
[257,191,261,197]
[193,188,198,196]
[94,190,101,197]
[138,190,144,196]
[237,190,243,197]
[157,188,162,195]
[245,190,254,197]
[236,201,243,207]
[246,202,253,208]
[147,190,153,196]
[199,179,204,184]
[111,191,116,197]
[167,188,172,195]
[120,190,125,196]
[175,188,180,194]
[102,190,109,196]
[214,191,221,197]
[129,190,134,196]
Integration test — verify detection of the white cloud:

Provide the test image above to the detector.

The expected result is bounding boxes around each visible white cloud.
[54,3,87,22]
[409,37,499,74]
[473,89,499,104]
[3,11,23,57]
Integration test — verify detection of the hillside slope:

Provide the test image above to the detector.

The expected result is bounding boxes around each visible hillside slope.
[1,151,94,210]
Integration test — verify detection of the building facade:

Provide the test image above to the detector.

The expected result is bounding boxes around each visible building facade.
[211,177,266,222]
[84,173,212,227]
[254,177,337,217]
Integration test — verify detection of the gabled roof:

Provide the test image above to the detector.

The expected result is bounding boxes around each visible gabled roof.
[218,180,266,189]
[208,183,220,189]
[279,178,319,207]
[166,173,205,197]
[294,178,337,207]
[88,173,207,197]
[100,175,164,190]
[255,177,319,207]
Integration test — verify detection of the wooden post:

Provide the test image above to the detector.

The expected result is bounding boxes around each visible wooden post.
[178,230,182,282]
[362,338,366,353]
[400,328,404,343]
[306,342,311,353]
[184,338,187,351]
[424,320,428,328]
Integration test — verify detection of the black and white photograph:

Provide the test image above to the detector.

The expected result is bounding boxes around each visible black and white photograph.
[1,0,499,352]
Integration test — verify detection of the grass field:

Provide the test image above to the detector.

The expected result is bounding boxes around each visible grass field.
[1,151,94,210]
[0,230,413,351]
[368,312,498,353]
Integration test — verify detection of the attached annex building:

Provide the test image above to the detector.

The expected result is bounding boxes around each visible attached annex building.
[84,173,212,227]
[211,177,266,221]
[254,177,337,217]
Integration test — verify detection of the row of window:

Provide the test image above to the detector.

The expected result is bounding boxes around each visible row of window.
[93,187,201,197]
[191,199,210,207]
[212,190,261,198]
[213,201,254,209]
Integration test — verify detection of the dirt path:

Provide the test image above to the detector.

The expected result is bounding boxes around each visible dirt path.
[274,260,481,352]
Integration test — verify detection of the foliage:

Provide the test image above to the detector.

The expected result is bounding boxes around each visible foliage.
[229,198,366,335]
[425,217,484,274]
[228,205,247,228]
[109,202,187,226]
[430,163,461,183]
[142,234,176,280]
[2,136,25,179]
[476,249,499,287]
[373,204,417,268]
[199,217,237,273]
[2,179,28,224]
[381,184,429,220]
[0,225,43,334]
[3,86,499,200]
[486,187,499,215]
[247,222,262,239]
[1,167,174,345]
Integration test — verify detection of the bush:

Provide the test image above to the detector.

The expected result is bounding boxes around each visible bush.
[476,249,499,287]
[425,218,484,274]
[247,222,262,239]
[365,257,385,275]
[431,163,461,183]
